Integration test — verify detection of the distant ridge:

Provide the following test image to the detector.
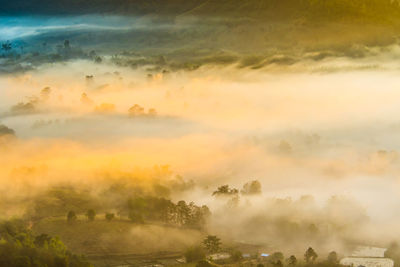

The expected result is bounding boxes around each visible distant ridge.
[1,0,400,25]
[0,0,207,16]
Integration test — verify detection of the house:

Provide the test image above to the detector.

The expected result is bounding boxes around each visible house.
[340,246,394,267]
[209,253,231,261]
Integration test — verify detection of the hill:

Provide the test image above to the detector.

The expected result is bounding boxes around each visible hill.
[182,0,400,23]
[32,217,203,255]
[2,0,400,25]
[31,217,203,266]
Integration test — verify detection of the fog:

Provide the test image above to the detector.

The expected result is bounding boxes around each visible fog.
[2,14,400,262]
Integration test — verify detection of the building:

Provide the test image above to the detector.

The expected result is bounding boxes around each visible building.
[340,246,394,267]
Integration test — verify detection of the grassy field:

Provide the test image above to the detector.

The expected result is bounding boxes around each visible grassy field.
[32,216,203,256]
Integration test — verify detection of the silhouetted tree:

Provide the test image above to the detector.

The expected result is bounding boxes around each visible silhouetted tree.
[203,235,221,253]
[1,41,11,52]
[128,104,145,116]
[212,185,238,196]
[177,200,190,226]
[305,247,318,263]
[86,209,96,221]
[241,180,262,195]
[34,233,51,247]
[64,40,70,49]
[287,255,297,266]
[275,260,283,267]
[270,252,284,267]
[94,56,102,63]
[67,211,77,223]
[271,252,284,262]
[105,213,115,221]
[148,108,157,116]
[327,251,338,264]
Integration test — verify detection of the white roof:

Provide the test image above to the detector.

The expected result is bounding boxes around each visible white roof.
[351,247,387,258]
[340,257,394,267]
[209,253,231,260]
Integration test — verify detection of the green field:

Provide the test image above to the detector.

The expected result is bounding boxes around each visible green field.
[32,216,203,254]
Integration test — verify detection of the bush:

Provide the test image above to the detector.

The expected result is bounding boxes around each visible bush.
[105,213,115,221]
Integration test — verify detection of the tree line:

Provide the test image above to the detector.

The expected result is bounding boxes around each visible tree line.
[66,196,211,229]
[185,234,342,267]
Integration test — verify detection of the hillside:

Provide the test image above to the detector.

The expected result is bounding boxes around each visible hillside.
[2,0,400,71]
[183,0,400,23]
[32,217,203,266]
[2,0,400,25]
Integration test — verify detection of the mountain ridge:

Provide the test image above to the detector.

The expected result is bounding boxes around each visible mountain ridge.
[1,0,400,25]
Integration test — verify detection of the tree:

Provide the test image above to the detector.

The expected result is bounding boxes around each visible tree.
[105,213,115,222]
[327,251,338,264]
[148,108,157,116]
[287,255,297,266]
[270,252,284,267]
[0,220,93,267]
[94,56,102,63]
[275,260,283,267]
[203,235,221,254]
[212,185,238,196]
[184,246,206,262]
[1,41,12,52]
[128,104,145,116]
[176,200,190,226]
[271,252,284,262]
[230,250,243,262]
[241,180,262,195]
[67,211,77,223]
[64,40,70,49]
[127,197,146,223]
[34,233,51,247]
[305,247,318,263]
[86,209,96,221]
[0,124,15,137]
